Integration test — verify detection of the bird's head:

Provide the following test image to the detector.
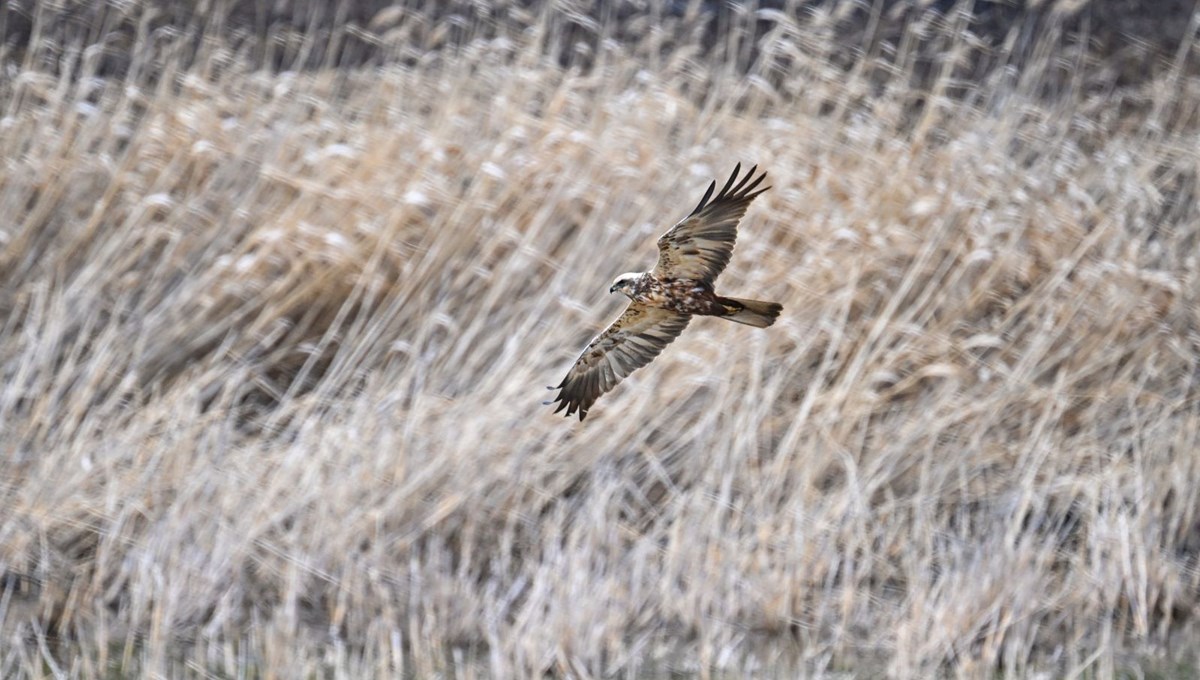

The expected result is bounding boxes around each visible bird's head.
[609,272,642,298]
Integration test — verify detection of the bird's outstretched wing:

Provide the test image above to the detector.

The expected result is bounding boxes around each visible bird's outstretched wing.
[547,303,691,420]
[653,163,769,285]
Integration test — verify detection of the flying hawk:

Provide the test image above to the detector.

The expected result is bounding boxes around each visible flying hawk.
[547,163,782,420]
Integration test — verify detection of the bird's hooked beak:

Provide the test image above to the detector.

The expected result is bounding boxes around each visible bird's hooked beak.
[608,284,617,294]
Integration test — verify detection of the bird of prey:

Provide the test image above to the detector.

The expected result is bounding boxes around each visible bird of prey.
[547,163,782,421]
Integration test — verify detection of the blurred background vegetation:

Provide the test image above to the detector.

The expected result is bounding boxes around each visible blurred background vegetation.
[2,1,1200,678]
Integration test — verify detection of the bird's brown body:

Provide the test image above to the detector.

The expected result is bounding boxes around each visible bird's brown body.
[547,164,782,420]
[627,273,743,317]
[625,274,717,311]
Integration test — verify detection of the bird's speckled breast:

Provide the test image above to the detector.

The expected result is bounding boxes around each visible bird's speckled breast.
[631,274,725,315]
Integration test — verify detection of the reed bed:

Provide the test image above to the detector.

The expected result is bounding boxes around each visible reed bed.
[1,1,1199,677]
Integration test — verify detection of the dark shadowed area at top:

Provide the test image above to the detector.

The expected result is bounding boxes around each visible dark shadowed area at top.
[2,0,1197,85]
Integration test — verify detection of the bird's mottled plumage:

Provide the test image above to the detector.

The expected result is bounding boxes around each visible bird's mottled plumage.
[548,164,782,421]
[653,163,768,284]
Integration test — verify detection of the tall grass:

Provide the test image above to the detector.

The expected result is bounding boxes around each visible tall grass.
[2,1,1199,677]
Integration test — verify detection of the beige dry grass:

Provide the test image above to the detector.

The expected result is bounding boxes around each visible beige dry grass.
[2,2,1200,678]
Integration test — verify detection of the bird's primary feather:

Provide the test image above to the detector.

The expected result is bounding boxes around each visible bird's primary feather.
[653,163,769,285]
[547,304,690,421]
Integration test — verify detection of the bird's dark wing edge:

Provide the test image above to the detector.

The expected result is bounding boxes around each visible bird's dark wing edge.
[652,163,770,284]
[545,304,691,421]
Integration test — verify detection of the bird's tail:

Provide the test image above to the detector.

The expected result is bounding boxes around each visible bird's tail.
[718,297,783,328]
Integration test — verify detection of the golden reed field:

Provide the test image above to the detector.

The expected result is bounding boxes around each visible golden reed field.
[2,0,1199,677]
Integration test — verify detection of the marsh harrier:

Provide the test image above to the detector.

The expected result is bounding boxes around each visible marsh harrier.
[547,164,782,420]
